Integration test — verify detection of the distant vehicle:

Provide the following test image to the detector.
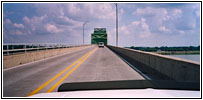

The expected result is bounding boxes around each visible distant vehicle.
[98,42,104,48]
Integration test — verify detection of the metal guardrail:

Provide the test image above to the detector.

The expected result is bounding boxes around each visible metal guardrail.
[3,43,90,56]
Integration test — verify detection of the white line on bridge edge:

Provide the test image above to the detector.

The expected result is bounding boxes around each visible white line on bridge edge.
[115,53,152,80]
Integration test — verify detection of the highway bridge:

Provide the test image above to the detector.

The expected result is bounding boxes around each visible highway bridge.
[3,45,200,97]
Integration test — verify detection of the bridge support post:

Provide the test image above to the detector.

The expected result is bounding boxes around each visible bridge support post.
[7,45,9,55]
[24,45,27,53]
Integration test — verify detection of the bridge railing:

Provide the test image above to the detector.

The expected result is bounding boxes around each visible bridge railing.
[3,43,90,56]
[107,45,200,82]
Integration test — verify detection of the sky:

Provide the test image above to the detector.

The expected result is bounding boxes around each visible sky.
[3,3,200,47]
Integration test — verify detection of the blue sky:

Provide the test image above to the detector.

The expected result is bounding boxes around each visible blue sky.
[3,3,200,47]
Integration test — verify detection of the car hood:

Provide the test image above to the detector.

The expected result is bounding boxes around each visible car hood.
[30,80,200,98]
[30,88,200,98]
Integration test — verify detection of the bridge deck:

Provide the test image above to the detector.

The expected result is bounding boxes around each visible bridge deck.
[3,46,145,97]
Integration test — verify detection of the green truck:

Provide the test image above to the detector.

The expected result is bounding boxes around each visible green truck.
[91,28,107,45]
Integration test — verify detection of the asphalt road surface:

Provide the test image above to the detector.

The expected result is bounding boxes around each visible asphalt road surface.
[3,46,145,97]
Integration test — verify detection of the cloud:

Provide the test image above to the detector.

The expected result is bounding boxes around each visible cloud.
[119,18,151,38]
[35,3,115,22]
[4,19,11,24]
[15,30,23,35]
[120,8,124,14]
[22,16,30,23]
[22,15,47,34]
[159,26,170,32]
[3,18,25,36]
[13,23,24,28]
[179,30,185,34]
[132,21,140,26]
[3,3,116,42]
[138,18,151,38]
[66,3,81,16]
[21,3,115,35]
[133,7,168,18]
[118,4,199,46]
[131,6,197,36]
[45,23,63,33]
[3,3,200,46]
[172,9,182,16]
[81,3,115,20]
[120,26,130,35]
[132,7,170,33]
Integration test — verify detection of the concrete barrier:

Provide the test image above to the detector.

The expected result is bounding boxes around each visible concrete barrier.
[3,45,94,69]
[107,45,200,82]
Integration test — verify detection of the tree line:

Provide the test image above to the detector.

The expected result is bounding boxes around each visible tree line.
[126,46,200,52]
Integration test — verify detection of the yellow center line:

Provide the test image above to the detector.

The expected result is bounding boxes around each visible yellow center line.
[26,48,96,97]
[46,48,97,93]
